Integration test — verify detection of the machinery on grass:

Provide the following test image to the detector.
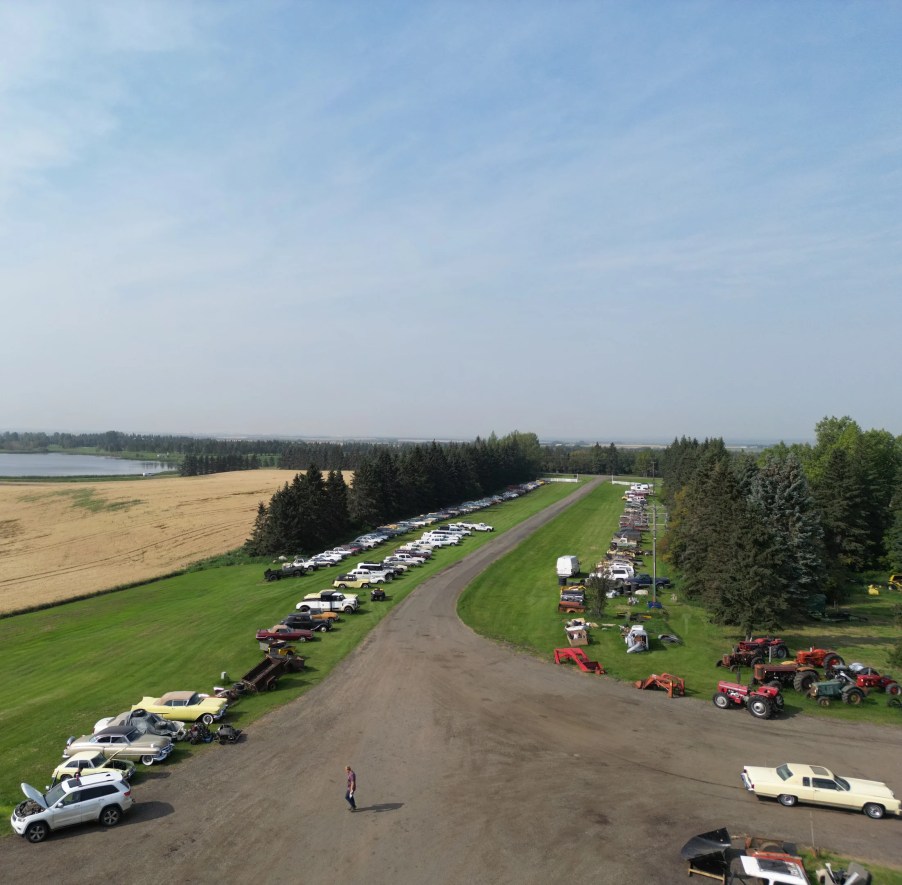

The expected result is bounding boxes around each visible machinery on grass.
[553,647,604,674]
[712,680,784,719]
[807,679,867,707]
[826,664,900,696]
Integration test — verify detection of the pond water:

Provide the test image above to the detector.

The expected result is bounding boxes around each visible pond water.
[0,453,176,477]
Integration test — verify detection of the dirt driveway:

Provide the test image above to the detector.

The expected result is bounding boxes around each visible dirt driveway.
[4,479,901,883]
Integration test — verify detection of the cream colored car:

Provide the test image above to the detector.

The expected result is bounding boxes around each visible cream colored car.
[741,762,901,819]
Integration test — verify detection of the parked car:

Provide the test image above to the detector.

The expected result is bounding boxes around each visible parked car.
[281,612,333,632]
[11,772,133,843]
[63,726,173,766]
[93,709,187,740]
[332,574,375,589]
[255,624,314,643]
[50,751,136,786]
[131,691,228,725]
[470,523,494,532]
[741,762,902,819]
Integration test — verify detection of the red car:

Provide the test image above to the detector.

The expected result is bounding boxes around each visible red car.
[255,624,314,643]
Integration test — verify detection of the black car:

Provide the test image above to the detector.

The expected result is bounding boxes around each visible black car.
[281,613,332,632]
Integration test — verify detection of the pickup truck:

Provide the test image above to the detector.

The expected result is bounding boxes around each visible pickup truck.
[296,590,359,614]
[263,563,309,581]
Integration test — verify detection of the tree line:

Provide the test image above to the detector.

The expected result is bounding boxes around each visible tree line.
[244,432,543,556]
[539,442,657,477]
[659,417,902,633]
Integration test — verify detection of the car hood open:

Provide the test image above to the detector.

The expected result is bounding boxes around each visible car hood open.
[21,783,48,809]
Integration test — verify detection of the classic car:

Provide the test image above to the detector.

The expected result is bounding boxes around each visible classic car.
[94,708,187,740]
[50,751,136,786]
[131,691,228,725]
[741,762,902,819]
[63,725,173,766]
[255,624,314,643]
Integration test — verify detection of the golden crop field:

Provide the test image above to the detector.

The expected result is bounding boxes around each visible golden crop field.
[0,469,347,614]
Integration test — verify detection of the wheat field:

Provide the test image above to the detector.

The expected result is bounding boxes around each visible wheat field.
[0,470,330,614]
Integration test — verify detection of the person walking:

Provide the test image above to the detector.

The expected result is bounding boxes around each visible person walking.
[345,765,357,812]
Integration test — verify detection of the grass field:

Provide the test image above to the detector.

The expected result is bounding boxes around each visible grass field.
[0,480,578,828]
[0,470,349,614]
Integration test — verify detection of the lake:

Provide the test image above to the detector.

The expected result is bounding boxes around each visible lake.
[0,453,176,477]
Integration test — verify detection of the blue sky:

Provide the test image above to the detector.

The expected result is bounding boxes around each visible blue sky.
[2,1,900,443]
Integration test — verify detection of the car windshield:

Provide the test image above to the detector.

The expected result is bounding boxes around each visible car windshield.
[45,783,67,806]
[835,776,850,791]
[776,764,793,781]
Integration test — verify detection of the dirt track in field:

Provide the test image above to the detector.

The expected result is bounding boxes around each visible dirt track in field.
[3,479,901,883]
[0,470,317,613]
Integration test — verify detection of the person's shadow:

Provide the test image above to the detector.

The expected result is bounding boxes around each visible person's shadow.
[354,802,404,813]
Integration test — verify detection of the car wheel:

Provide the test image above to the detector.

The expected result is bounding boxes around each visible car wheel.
[712,692,730,709]
[24,821,49,843]
[337,583,347,589]
[777,794,798,807]
[298,606,311,613]
[343,605,355,613]
[363,583,370,588]
[141,755,157,765]
[99,805,122,827]
[863,803,885,819]
[202,714,215,725]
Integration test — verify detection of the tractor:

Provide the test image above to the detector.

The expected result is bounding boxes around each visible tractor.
[827,664,900,696]
[712,680,784,719]
[716,649,768,671]
[751,662,819,693]
[807,678,867,707]
[736,636,789,660]
[794,647,845,669]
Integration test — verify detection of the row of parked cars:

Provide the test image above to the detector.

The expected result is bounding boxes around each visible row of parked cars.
[12,482,538,845]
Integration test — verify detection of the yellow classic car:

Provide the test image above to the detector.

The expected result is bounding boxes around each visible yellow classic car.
[132,691,228,725]
[741,762,902,819]
[50,750,136,786]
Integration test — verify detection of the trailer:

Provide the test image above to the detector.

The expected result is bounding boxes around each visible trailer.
[237,655,287,693]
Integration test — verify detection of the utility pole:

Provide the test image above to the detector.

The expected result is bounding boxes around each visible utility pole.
[652,502,657,605]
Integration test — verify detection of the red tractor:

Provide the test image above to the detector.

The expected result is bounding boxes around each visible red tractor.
[794,647,844,669]
[828,664,900,696]
[737,636,789,660]
[712,680,784,719]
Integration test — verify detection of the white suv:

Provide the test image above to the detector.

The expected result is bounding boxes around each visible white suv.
[11,771,133,843]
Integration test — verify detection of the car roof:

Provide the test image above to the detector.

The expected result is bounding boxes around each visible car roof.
[160,691,197,702]
[95,725,136,736]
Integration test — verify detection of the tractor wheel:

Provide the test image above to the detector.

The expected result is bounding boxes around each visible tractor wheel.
[888,697,902,708]
[863,803,885,819]
[884,682,901,696]
[748,697,772,719]
[822,653,844,669]
[730,665,742,676]
[766,680,782,689]
[773,644,789,660]
[842,687,865,705]
[793,670,817,693]
[818,697,831,707]
[751,656,765,667]
[773,694,785,711]
[777,794,798,807]
[712,692,731,709]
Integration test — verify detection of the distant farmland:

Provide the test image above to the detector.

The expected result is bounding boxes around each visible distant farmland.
[0,469,336,614]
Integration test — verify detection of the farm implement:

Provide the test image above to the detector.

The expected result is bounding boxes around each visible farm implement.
[634,673,685,697]
[553,647,604,675]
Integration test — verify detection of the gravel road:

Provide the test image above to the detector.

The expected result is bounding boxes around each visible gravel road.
[4,479,901,884]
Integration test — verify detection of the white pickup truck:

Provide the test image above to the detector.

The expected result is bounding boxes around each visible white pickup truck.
[296,591,359,614]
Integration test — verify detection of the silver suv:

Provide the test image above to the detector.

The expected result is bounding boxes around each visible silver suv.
[11,771,133,843]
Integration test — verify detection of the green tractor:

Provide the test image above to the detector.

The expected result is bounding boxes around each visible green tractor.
[807,678,866,707]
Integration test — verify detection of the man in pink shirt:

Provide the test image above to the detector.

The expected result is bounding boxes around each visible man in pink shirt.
[345,765,357,811]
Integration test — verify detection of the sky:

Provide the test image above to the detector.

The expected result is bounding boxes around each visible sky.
[1,1,900,445]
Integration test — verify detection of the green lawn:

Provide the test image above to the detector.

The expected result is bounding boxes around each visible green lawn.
[0,480,578,826]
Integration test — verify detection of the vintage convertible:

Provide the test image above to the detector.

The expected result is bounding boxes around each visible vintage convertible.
[131,691,228,725]
[741,761,901,819]
[50,750,137,785]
